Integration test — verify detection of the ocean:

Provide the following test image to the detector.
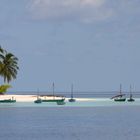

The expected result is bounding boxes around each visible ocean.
[0,102,140,140]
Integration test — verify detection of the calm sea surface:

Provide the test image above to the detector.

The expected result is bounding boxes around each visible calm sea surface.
[0,103,140,140]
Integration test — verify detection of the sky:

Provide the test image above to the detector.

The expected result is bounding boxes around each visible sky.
[0,0,140,93]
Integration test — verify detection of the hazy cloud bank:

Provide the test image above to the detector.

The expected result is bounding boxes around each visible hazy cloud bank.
[28,0,113,23]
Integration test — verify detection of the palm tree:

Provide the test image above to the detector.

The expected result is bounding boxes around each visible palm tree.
[0,46,5,75]
[0,46,19,83]
[0,47,4,53]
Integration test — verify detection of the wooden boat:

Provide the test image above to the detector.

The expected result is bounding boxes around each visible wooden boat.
[69,84,76,102]
[127,98,135,102]
[69,98,76,102]
[111,84,126,102]
[42,98,65,102]
[114,98,126,102]
[0,99,16,103]
[42,83,65,102]
[34,90,42,103]
[34,98,42,103]
[127,86,135,102]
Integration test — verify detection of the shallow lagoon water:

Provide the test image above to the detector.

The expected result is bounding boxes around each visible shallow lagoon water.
[0,98,140,140]
[0,98,139,107]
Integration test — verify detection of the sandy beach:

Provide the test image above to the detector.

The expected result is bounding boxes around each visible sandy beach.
[0,94,97,102]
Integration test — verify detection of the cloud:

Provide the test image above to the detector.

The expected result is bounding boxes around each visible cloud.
[28,0,113,22]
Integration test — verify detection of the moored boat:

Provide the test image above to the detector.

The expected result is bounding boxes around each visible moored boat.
[114,98,126,102]
[34,90,42,103]
[42,83,65,103]
[34,98,42,103]
[127,98,135,102]
[69,84,76,102]
[42,98,65,102]
[111,84,126,102]
[0,99,16,103]
[69,98,76,102]
[127,86,135,102]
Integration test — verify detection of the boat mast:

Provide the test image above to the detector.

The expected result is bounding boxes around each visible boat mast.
[37,88,39,95]
[130,85,132,99]
[120,84,122,95]
[71,84,73,99]
[53,82,55,99]
[130,85,132,94]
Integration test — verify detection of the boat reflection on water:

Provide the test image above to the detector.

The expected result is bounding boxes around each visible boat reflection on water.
[57,101,66,105]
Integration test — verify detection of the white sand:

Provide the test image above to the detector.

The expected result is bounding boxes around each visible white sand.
[0,94,97,102]
[0,95,36,102]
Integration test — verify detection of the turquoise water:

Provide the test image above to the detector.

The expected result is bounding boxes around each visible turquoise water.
[0,99,140,140]
[0,98,139,107]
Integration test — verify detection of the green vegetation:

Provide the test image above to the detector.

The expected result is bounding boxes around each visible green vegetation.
[0,84,11,94]
[0,46,19,94]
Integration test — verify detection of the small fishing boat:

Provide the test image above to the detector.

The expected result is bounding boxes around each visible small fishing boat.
[42,83,65,103]
[69,84,76,102]
[0,98,16,103]
[69,98,76,102]
[34,97,42,103]
[111,84,126,102]
[127,95,135,102]
[34,99,42,103]
[127,86,135,102]
[114,96,126,102]
[42,98,65,102]
[34,89,42,103]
